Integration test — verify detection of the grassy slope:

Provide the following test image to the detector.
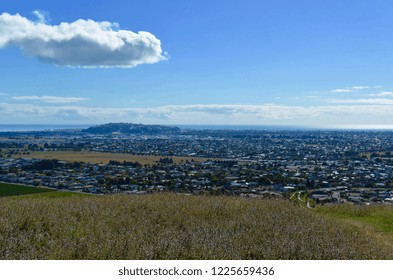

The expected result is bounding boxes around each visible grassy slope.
[316,204,393,233]
[0,194,392,260]
[315,204,393,248]
[0,182,56,197]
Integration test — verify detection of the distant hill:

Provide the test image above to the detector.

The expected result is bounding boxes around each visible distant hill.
[82,123,181,134]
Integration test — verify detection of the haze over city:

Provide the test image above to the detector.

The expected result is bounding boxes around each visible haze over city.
[1,1,393,128]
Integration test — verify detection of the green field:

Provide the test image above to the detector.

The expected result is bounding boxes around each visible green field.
[0,182,56,197]
[315,204,393,242]
[0,193,392,260]
[8,190,90,199]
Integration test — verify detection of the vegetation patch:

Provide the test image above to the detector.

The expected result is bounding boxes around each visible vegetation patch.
[0,182,55,197]
[0,194,392,260]
[315,204,393,235]
[8,191,90,199]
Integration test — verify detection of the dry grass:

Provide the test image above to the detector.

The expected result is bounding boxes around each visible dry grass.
[13,151,210,165]
[0,194,391,260]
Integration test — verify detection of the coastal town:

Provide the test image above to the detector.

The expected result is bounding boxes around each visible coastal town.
[1,124,393,205]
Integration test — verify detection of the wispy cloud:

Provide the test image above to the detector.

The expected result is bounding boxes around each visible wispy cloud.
[331,86,371,93]
[331,89,353,93]
[305,95,321,99]
[32,10,50,24]
[328,98,393,105]
[369,91,393,97]
[11,95,89,103]
[0,11,167,68]
[350,86,370,90]
[2,103,393,125]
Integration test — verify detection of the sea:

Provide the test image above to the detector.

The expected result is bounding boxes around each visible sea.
[0,124,312,132]
[177,124,393,131]
[176,124,312,130]
[1,124,393,132]
[0,124,93,132]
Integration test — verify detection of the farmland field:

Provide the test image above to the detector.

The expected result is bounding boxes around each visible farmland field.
[13,151,210,165]
[0,193,392,260]
[0,182,56,197]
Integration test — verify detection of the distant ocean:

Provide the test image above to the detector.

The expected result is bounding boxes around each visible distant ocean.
[0,124,300,132]
[1,124,393,132]
[176,124,312,130]
[177,124,393,130]
[0,124,93,132]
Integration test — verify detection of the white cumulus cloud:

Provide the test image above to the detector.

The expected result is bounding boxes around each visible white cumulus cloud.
[0,12,166,68]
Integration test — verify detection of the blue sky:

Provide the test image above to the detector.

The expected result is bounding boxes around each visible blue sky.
[1,0,393,127]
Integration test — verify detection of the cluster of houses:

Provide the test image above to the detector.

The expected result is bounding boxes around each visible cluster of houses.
[1,129,393,204]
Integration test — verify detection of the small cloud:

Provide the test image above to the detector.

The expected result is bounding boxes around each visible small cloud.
[32,10,50,24]
[331,88,353,93]
[11,95,89,103]
[0,12,167,68]
[331,86,371,93]
[351,86,370,90]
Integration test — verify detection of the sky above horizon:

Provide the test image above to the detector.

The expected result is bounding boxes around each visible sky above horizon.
[1,0,393,127]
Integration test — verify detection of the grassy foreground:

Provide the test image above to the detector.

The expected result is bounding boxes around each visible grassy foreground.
[0,193,392,260]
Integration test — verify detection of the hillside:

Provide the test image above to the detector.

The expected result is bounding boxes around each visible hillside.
[82,122,181,134]
[0,193,392,260]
